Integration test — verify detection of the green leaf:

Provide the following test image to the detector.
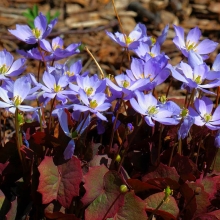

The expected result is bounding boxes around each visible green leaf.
[46,11,51,23]
[52,11,60,20]
[145,192,179,219]
[32,5,38,17]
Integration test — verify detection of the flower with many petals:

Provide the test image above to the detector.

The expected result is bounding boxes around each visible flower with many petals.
[130,91,176,126]
[173,25,218,59]
[0,49,26,80]
[106,23,149,50]
[9,13,57,44]
[0,77,36,113]
[189,97,220,130]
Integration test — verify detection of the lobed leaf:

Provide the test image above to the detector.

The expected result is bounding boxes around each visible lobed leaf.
[81,164,109,206]
[142,163,180,182]
[84,171,125,220]
[145,192,179,219]
[108,191,148,220]
[38,156,83,208]
[6,198,17,220]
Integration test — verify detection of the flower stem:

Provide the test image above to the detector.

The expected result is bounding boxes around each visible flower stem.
[48,96,56,131]
[84,46,105,79]
[148,195,167,220]
[157,124,164,165]
[111,0,130,61]
[187,89,195,108]
[15,109,23,164]
[117,117,143,172]
[196,138,203,166]
[216,86,220,107]
[77,111,90,135]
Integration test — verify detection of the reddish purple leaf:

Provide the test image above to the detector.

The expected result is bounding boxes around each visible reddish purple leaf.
[110,191,148,220]
[187,182,211,215]
[179,183,196,219]
[172,153,199,181]
[6,197,17,220]
[81,164,109,206]
[38,156,83,208]
[57,156,83,208]
[45,211,80,220]
[193,210,220,220]
[0,161,9,175]
[145,192,179,219]
[32,131,45,144]
[0,190,5,209]
[84,171,125,220]
[38,156,61,204]
[20,145,34,160]
[196,176,217,199]
[142,163,180,182]
[127,179,161,193]
[212,149,220,175]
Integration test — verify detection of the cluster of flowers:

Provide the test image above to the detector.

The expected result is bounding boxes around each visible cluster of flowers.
[1,13,220,159]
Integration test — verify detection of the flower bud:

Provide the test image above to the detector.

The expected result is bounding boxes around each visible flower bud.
[115,154,121,163]
[120,184,128,193]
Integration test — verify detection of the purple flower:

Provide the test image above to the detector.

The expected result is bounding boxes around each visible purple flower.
[106,73,149,100]
[106,23,149,50]
[189,97,220,130]
[9,13,57,44]
[0,77,36,113]
[206,53,220,80]
[74,90,111,121]
[178,115,195,139]
[169,60,220,94]
[127,57,169,91]
[40,37,80,61]
[0,49,26,80]
[130,91,175,126]
[173,25,218,58]
[41,69,70,105]
[69,74,106,98]
[215,130,220,148]
[64,60,84,82]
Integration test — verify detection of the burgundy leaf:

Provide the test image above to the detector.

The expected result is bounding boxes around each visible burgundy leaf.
[84,171,125,220]
[145,192,179,219]
[81,164,109,206]
[142,163,180,182]
[45,211,80,220]
[127,179,161,193]
[6,197,17,220]
[38,156,83,208]
[110,191,148,220]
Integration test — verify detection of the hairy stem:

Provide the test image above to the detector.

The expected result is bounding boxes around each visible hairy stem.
[111,0,130,61]
[84,46,104,79]
[48,96,56,132]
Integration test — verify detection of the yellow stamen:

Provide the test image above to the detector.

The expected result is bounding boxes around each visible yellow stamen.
[85,87,94,96]
[13,96,22,106]
[32,28,41,38]
[54,84,62,93]
[0,64,8,74]
[90,100,98,109]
